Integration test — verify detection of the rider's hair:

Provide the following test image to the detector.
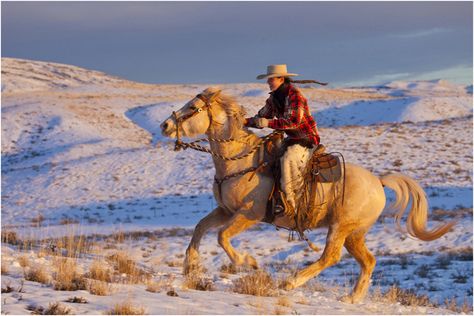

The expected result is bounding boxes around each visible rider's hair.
[284,77,327,86]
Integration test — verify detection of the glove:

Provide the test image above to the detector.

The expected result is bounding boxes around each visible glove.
[244,117,256,127]
[255,118,269,128]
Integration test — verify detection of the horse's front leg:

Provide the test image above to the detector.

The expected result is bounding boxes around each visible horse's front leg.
[184,206,231,275]
[218,210,261,269]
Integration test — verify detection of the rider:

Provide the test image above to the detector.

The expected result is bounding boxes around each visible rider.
[245,64,321,216]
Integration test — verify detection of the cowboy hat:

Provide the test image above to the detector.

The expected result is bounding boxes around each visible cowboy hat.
[256,64,298,80]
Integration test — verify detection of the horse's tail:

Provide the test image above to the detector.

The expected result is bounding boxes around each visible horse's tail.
[380,173,456,241]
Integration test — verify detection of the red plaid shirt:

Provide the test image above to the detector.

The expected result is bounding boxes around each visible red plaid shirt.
[256,84,320,145]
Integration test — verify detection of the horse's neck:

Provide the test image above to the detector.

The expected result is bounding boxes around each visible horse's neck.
[207,126,260,178]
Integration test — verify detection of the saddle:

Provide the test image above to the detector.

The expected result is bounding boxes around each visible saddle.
[308,145,342,184]
[262,140,345,228]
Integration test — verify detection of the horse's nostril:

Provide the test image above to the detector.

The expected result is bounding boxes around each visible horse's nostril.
[162,122,169,130]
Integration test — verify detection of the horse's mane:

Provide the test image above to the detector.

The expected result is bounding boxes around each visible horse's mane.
[201,87,250,139]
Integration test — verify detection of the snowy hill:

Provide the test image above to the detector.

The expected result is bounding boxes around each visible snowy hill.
[1,58,142,93]
[1,58,472,314]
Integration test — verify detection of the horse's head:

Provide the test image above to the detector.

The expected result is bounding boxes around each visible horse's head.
[160,87,246,139]
[160,87,222,139]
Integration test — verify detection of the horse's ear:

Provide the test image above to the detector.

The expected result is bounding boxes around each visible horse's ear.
[209,90,221,102]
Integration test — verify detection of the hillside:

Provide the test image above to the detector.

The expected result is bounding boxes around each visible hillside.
[1,58,472,315]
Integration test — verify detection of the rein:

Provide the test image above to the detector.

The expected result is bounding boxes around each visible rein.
[172,93,279,162]
[171,93,284,209]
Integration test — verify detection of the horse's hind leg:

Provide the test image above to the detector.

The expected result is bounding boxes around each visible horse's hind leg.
[341,229,375,303]
[218,211,260,269]
[285,224,351,290]
[184,206,231,275]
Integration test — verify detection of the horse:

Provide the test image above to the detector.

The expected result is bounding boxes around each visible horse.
[160,87,456,303]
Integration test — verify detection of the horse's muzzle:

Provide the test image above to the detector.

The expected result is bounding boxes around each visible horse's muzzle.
[160,118,176,137]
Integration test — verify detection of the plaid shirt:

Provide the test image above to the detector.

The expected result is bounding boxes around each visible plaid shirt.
[256,84,320,145]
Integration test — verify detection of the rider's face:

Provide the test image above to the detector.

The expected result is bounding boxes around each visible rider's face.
[267,77,285,92]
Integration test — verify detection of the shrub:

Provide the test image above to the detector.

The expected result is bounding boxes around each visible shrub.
[146,275,175,293]
[107,301,145,315]
[88,280,112,296]
[232,270,277,297]
[444,297,472,314]
[1,259,9,275]
[219,263,237,274]
[56,234,90,258]
[183,271,214,291]
[451,270,468,284]
[1,230,18,244]
[414,264,430,278]
[382,285,434,307]
[276,296,292,307]
[107,251,136,274]
[65,296,88,304]
[1,282,14,293]
[52,258,87,291]
[89,260,112,282]
[106,251,149,283]
[17,255,30,269]
[434,255,451,270]
[44,302,72,315]
[24,265,50,284]
[27,302,72,315]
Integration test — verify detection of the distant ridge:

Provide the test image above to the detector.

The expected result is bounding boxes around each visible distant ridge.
[1,57,139,93]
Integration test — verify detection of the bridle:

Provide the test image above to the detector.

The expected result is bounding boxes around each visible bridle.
[172,93,213,151]
[170,93,280,161]
[168,92,282,194]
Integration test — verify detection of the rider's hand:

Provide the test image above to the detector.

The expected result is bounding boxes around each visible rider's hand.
[255,118,269,128]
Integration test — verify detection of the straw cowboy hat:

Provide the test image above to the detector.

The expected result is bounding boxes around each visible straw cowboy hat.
[256,64,298,80]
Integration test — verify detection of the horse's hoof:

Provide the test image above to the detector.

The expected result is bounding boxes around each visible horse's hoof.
[280,278,296,291]
[183,260,199,275]
[340,295,353,304]
[340,294,362,304]
[244,255,258,270]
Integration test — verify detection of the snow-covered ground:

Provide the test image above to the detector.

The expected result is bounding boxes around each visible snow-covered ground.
[1,57,472,314]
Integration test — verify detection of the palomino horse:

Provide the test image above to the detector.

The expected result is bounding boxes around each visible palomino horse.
[160,87,455,303]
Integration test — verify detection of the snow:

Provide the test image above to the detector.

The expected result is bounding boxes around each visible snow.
[1,58,472,314]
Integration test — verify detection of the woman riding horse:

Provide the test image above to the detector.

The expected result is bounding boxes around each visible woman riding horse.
[160,84,456,304]
[246,64,321,217]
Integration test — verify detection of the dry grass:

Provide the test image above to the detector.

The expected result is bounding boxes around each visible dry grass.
[2,282,14,293]
[146,275,175,293]
[107,301,146,315]
[219,263,237,274]
[1,259,9,275]
[232,270,277,297]
[276,296,292,307]
[88,280,112,296]
[52,257,87,291]
[27,302,72,315]
[444,297,472,314]
[65,296,88,304]
[248,298,271,315]
[295,297,311,305]
[1,230,19,245]
[378,285,434,307]
[274,306,288,315]
[24,265,50,285]
[56,234,91,258]
[182,271,214,291]
[106,251,149,283]
[88,260,112,282]
[17,255,30,269]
